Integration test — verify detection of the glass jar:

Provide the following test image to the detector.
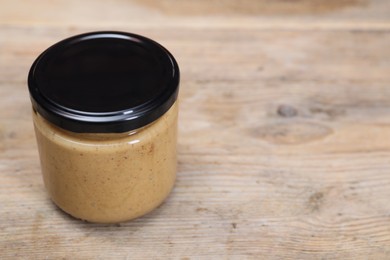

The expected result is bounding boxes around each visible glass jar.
[28,31,180,223]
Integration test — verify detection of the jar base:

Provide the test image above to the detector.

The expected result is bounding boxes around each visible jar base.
[50,194,173,224]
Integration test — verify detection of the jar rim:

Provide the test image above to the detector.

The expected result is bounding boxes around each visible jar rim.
[28,31,180,133]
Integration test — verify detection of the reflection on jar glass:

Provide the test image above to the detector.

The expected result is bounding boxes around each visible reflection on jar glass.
[28,31,180,223]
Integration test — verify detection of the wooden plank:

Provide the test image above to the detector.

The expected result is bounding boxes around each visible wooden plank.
[1,25,389,259]
[1,0,390,258]
[0,0,389,29]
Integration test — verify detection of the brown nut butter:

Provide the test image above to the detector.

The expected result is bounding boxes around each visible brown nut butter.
[28,32,180,223]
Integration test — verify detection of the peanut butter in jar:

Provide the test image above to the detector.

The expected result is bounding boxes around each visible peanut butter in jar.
[28,31,180,223]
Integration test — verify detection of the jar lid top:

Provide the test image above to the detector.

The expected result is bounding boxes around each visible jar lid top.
[28,31,179,133]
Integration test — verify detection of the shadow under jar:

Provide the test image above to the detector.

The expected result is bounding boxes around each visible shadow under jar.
[28,31,180,223]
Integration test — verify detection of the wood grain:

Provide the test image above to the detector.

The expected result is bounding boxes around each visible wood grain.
[1,0,390,259]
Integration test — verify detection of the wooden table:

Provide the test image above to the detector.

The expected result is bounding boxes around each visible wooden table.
[1,0,390,259]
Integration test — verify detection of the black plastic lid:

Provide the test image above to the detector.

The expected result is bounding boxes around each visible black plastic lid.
[28,31,180,133]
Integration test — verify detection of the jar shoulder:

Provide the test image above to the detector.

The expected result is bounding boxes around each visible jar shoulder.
[33,102,178,148]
